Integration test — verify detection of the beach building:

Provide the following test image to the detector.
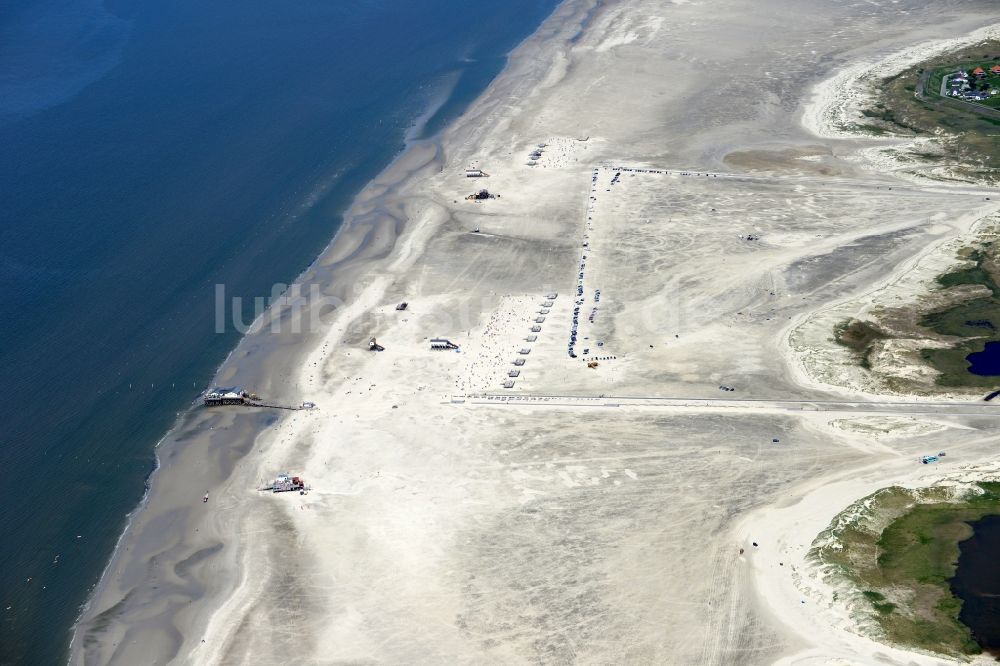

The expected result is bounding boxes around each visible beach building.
[430,338,459,350]
[263,472,306,493]
[204,387,248,406]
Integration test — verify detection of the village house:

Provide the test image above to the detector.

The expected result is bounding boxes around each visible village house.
[944,64,1000,103]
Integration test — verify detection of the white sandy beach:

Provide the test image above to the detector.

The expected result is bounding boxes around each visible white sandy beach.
[73,0,1000,664]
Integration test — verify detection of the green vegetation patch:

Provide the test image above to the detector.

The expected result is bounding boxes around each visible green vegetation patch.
[918,245,1000,386]
[813,483,1000,656]
[859,104,925,134]
[836,319,889,350]
[834,319,888,370]
[833,241,1000,387]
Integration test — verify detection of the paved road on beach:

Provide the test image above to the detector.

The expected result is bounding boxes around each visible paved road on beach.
[460,393,1000,417]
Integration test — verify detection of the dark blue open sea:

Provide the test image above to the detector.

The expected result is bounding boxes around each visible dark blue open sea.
[0,0,557,662]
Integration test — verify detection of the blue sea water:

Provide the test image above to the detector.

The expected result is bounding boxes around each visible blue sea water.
[0,0,558,662]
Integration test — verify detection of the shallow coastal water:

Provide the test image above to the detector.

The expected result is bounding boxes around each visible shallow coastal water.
[951,513,1000,654]
[0,0,557,662]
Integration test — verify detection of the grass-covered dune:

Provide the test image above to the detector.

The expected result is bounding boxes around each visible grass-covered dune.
[919,245,1000,385]
[812,483,1000,657]
[858,40,1000,183]
[833,238,1000,389]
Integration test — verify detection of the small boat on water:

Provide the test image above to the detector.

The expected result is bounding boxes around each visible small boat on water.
[202,492,209,503]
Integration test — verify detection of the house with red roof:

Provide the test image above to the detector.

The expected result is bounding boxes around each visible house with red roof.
[973,66,986,78]
[992,65,1000,75]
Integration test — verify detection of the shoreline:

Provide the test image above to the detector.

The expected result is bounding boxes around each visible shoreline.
[68,1,595,662]
[72,1,1000,663]
[67,139,449,663]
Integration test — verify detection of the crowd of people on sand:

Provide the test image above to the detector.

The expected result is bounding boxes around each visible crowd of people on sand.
[526,137,585,169]
[456,295,538,394]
